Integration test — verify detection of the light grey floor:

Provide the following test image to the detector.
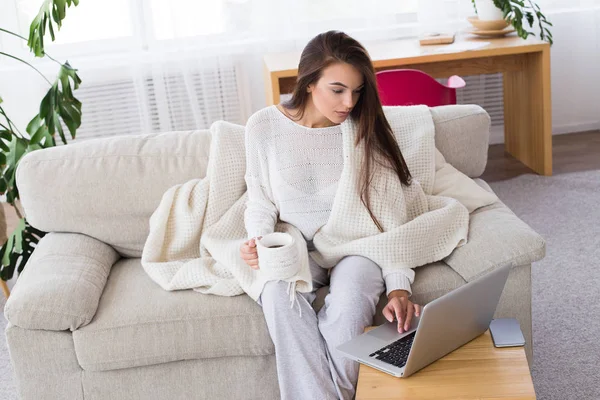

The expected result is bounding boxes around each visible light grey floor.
[489,170,600,400]
[1,169,599,399]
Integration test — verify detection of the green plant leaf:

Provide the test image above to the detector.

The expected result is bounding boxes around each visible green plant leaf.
[498,0,553,44]
[0,218,46,281]
[36,62,82,144]
[27,0,80,57]
[0,135,28,204]
[0,129,11,142]
[25,114,44,136]
[0,234,14,271]
[526,12,534,27]
[29,123,50,145]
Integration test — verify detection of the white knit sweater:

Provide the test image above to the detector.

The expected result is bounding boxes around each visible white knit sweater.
[141,106,469,303]
[244,105,414,295]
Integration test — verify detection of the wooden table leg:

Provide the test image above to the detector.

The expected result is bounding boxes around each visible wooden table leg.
[1,280,9,298]
[264,65,280,106]
[503,48,553,176]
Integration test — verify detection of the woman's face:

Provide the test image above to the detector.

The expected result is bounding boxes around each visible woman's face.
[308,62,364,124]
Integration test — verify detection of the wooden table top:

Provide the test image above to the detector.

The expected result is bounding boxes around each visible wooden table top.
[264,34,548,78]
[356,329,536,400]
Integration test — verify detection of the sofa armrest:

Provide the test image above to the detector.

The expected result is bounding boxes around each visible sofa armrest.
[443,180,546,282]
[431,105,491,178]
[4,232,120,331]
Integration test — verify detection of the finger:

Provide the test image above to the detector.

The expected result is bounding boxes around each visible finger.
[394,303,406,333]
[404,303,414,331]
[382,305,394,323]
[241,245,258,255]
[250,236,263,248]
[242,253,256,262]
[241,247,257,256]
[414,304,421,317]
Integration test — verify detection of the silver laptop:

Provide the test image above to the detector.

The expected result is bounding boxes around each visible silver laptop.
[336,263,511,378]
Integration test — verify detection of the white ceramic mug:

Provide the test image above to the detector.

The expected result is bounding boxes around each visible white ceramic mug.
[256,233,300,280]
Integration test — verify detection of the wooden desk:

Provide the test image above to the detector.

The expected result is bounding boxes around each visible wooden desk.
[264,34,552,175]
[356,329,536,400]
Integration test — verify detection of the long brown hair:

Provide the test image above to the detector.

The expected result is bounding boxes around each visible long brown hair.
[283,30,412,232]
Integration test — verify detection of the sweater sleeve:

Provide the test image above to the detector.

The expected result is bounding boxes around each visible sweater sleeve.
[384,271,413,297]
[244,123,279,240]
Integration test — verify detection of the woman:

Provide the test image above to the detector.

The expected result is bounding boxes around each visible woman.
[240,31,421,400]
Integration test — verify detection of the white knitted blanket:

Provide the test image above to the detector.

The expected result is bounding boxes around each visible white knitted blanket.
[141,106,469,301]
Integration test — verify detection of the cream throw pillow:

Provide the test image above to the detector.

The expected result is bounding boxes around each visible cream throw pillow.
[433,149,498,213]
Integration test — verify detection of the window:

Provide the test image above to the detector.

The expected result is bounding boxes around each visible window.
[7,0,419,54]
[149,0,226,40]
[15,0,134,46]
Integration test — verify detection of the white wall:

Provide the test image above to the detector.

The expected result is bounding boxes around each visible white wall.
[486,7,600,144]
[547,8,600,135]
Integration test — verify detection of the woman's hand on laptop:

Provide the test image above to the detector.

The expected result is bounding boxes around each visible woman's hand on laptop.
[383,290,421,334]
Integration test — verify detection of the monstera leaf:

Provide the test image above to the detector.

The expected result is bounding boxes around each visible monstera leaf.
[37,62,82,145]
[28,0,80,57]
[0,61,81,209]
[0,218,46,281]
[0,134,28,205]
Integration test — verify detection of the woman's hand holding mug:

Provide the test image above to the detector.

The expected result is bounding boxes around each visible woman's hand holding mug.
[241,233,300,279]
[240,236,262,270]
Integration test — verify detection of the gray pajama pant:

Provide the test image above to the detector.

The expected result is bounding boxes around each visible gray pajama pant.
[257,255,385,400]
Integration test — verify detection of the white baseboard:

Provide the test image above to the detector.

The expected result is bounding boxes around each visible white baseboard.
[552,121,600,135]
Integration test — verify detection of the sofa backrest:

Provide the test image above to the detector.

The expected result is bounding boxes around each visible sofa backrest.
[17,129,213,257]
[16,105,489,258]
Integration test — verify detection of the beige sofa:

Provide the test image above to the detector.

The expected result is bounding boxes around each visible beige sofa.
[4,105,545,400]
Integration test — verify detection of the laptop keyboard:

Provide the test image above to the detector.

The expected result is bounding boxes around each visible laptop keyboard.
[369,331,416,369]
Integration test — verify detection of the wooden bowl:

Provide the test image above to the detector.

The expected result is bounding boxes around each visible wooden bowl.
[467,16,509,31]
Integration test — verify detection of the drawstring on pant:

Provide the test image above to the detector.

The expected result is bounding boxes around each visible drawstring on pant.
[286,281,302,318]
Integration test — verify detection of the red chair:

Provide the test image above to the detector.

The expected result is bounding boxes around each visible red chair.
[376,69,466,107]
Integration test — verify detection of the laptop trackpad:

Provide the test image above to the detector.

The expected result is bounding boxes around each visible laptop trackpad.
[367,323,403,342]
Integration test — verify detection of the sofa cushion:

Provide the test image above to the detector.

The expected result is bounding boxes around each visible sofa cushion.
[443,179,546,282]
[72,258,273,372]
[4,232,119,331]
[17,129,213,257]
[74,258,470,372]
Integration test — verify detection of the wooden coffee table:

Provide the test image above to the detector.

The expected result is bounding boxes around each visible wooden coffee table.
[356,329,536,399]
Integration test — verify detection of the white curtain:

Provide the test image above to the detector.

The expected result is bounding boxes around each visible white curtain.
[1,0,419,139]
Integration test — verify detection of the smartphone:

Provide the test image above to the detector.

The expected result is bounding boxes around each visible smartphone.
[489,318,525,348]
